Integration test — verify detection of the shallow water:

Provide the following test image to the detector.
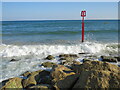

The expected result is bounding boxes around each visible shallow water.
[0,20,119,82]
[2,20,118,44]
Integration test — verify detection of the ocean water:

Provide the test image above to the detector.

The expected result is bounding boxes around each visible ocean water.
[0,20,119,82]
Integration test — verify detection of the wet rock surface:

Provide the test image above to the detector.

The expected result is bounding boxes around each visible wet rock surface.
[22,70,50,88]
[83,59,91,63]
[51,65,75,83]
[114,56,120,61]
[101,56,118,62]
[59,54,78,58]
[41,62,57,67]
[56,61,120,89]
[10,59,19,62]
[1,54,120,89]
[28,84,53,89]
[20,71,31,77]
[59,54,79,66]
[45,55,55,60]
[1,77,23,89]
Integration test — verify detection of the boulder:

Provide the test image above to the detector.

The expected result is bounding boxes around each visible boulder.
[59,54,79,66]
[33,70,51,84]
[101,56,118,62]
[59,56,77,66]
[72,70,117,88]
[83,59,91,63]
[59,54,70,57]
[60,60,72,66]
[29,84,52,89]
[56,70,120,89]
[30,70,45,76]
[51,65,75,83]
[114,56,120,61]
[20,71,31,77]
[41,62,57,67]
[56,74,80,89]
[22,70,50,88]
[56,61,120,89]
[10,59,18,62]
[45,55,54,60]
[1,77,23,89]
[0,79,9,88]
[78,52,86,54]
[72,61,81,65]
[69,54,78,57]
[72,60,119,74]
[59,57,75,62]
[60,60,81,66]
[22,74,37,88]
[59,54,78,58]
[39,76,51,84]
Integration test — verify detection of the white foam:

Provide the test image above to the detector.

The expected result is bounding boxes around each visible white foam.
[0,42,119,82]
[0,42,118,58]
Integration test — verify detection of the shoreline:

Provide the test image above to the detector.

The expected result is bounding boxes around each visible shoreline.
[1,53,120,89]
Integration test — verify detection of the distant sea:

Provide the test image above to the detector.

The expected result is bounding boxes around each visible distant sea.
[2,20,118,45]
[0,20,119,82]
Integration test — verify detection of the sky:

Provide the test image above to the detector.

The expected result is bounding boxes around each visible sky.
[1,0,119,2]
[2,2,118,21]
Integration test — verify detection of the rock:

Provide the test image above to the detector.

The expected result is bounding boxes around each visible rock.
[59,54,78,58]
[40,76,51,84]
[72,60,119,74]
[56,74,80,89]
[20,71,31,77]
[83,59,91,63]
[60,60,81,66]
[22,70,50,88]
[60,60,72,66]
[33,70,51,84]
[30,70,44,76]
[78,53,87,54]
[56,61,120,89]
[59,54,69,57]
[57,70,120,89]
[69,54,78,57]
[60,60,67,65]
[114,56,120,61]
[31,70,50,84]
[60,57,75,62]
[10,59,18,62]
[51,65,75,83]
[59,57,73,64]
[45,55,54,60]
[101,56,118,62]
[1,77,23,89]
[72,61,81,65]
[59,54,79,66]
[41,62,57,67]
[22,74,37,88]
[0,79,9,88]
[29,84,52,89]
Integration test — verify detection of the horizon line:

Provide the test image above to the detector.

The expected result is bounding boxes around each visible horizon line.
[1,19,119,21]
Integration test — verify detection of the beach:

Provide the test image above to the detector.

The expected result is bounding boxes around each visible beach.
[0,20,119,89]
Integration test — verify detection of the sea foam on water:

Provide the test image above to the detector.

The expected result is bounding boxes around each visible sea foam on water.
[0,41,118,82]
[0,42,118,58]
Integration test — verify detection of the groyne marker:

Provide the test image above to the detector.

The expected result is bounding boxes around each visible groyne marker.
[81,11,86,42]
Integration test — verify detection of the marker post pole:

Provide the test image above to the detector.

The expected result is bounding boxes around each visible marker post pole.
[81,11,86,42]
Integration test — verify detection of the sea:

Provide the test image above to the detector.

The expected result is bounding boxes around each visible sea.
[0,20,119,82]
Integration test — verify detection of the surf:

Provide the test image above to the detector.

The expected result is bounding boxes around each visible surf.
[0,42,118,58]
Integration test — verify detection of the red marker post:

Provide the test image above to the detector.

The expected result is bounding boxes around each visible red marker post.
[81,11,86,42]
